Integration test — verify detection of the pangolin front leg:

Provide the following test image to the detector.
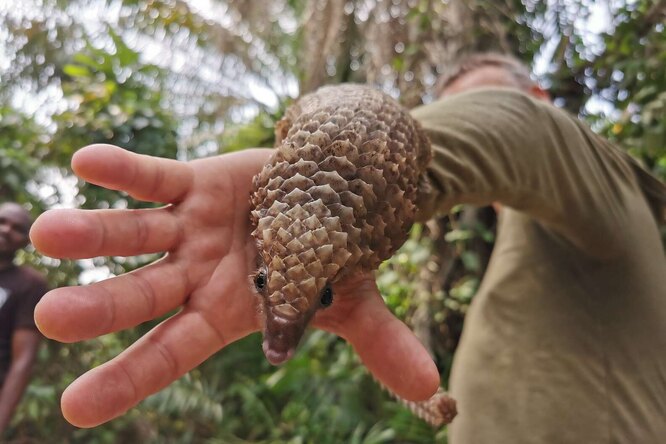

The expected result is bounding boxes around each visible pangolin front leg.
[249,84,456,426]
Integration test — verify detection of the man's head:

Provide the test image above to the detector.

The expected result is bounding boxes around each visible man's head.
[436,52,549,101]
[0,202,33,258]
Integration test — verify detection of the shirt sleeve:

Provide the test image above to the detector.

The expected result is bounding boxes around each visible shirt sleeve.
[14,272,48,330]
[411,88,663,259]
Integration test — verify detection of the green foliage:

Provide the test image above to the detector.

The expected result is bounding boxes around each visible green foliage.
[221,111,279,153]
[1,0,663,442]
[587,1,666,181]
[0,107,46,204]
[53,30,178,162]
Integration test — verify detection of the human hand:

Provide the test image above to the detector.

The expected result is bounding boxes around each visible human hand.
[30,144,440,428]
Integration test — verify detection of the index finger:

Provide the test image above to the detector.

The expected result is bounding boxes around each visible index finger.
[72,144,194,203]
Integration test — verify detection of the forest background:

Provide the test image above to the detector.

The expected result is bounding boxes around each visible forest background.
[1,0,665,442]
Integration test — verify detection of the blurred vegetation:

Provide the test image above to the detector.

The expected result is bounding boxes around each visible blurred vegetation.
[1,0,664,442]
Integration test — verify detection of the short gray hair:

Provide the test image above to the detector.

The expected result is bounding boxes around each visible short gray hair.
[436,52,535,96]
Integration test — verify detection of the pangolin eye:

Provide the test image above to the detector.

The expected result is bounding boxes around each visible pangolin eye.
[254,271,266,290]
[320,285,333,308]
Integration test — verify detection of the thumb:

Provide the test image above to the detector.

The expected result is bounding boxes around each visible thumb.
[317,276,440,401]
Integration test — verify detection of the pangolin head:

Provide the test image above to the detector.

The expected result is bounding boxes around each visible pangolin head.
[250,195,353,366]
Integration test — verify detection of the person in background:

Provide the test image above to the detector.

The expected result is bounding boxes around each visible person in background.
[27,53,665,443]
[0,202,47,435]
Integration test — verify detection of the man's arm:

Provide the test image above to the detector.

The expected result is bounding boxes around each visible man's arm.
[0,329,41,434]
[412,88,665,259]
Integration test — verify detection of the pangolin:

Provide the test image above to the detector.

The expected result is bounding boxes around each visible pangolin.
[249,84,456,426]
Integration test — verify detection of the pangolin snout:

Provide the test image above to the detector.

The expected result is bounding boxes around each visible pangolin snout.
[262,341,295,366]
[262,308,309,365]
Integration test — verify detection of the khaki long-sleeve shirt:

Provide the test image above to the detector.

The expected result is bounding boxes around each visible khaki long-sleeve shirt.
[411,89,666,444]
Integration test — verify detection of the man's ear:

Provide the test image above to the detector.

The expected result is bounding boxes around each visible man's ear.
[529,84,551,102]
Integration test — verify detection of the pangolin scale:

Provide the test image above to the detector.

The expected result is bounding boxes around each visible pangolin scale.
[249,84,455,426]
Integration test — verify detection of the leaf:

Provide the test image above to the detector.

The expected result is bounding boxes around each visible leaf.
[109,28,139,67]
[444,229,473,242]
[362,423,396,444]
[461,251,481,272]
[72,52,103,69]
[63,64,91,78]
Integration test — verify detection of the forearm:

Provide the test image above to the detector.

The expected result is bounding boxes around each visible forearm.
[0,329,41,434]
[0,360,34,432]
[412,88,635,258]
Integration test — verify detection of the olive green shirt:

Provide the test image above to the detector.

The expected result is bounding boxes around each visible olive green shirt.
[411,89,666,444]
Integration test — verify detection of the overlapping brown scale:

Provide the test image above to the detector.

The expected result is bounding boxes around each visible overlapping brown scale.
[251,83,432,312]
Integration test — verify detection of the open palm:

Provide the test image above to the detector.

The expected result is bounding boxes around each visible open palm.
[30,144,439,428]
